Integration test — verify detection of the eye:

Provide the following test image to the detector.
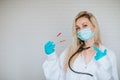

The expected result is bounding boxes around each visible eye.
[83,24,88,28]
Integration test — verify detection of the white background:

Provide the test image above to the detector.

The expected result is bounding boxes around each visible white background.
[0,0,120,80]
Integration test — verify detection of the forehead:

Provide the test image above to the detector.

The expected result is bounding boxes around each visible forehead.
[76,17,90,25]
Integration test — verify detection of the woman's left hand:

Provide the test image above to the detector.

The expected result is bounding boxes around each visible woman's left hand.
[93,46,107,61]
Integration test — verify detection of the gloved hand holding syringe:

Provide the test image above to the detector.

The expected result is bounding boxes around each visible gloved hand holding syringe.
[44,32,66,55]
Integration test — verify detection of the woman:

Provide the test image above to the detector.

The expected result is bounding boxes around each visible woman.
[43,11,119,80]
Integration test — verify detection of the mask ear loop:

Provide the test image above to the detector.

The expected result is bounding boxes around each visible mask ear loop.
[68,44,93,77]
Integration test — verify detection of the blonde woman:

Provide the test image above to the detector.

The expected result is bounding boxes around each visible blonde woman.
[43,11,119,80]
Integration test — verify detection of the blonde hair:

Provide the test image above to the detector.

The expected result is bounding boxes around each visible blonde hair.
[64,11,101,71]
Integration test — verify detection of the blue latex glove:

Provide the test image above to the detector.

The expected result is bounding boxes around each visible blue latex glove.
[93,46,107,61]
[44,41,55,55]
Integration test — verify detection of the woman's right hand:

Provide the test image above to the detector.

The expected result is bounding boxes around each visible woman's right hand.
[44,41,55,55]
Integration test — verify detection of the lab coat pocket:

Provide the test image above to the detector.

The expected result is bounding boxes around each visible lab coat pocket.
[96,55,112,70]
[95,55,112,80]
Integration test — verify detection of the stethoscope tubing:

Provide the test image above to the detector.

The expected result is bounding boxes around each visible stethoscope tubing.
[68,46,93,77]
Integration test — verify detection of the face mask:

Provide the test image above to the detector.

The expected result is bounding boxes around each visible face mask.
[77,27,94,41]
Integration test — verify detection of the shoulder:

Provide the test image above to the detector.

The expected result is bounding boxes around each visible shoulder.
[100,45,117,64]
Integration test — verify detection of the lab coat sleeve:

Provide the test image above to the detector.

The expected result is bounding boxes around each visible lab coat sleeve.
[95,49,119,80]
[109,50,119,80]
[42,48,68,80]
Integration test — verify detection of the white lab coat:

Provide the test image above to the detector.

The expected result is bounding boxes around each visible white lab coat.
[43,45,119,80]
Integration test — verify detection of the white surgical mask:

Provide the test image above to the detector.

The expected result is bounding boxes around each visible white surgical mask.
[77,27,94,41]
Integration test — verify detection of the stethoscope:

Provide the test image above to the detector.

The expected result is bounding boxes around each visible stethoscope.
[68,44,93,77]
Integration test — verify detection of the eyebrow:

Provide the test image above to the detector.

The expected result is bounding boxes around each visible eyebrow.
[82,22,87,25]
[75,22,87,28]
